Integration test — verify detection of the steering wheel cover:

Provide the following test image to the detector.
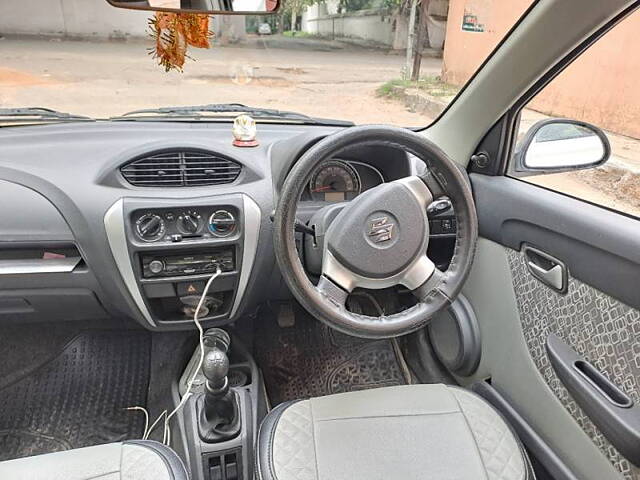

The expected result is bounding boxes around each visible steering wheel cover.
[273,125,478,339]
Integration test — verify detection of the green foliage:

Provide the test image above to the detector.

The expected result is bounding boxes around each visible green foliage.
[280,0,402,23]
[281,0,317,14]
[283,30,312,37]
[337,0,375,13]
[376,77,459,98]
[280,0,402,17]
[336,0,402,12]
[245,16,260,33]
[380,0,403,9]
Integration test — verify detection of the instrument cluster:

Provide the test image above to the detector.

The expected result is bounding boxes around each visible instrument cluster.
[303,159,384,203]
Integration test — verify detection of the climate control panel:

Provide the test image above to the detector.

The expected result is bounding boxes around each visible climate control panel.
[131,206,239,244]
[118,194,254,327]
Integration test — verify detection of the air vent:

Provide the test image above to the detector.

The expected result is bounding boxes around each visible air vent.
[121,150,242,187]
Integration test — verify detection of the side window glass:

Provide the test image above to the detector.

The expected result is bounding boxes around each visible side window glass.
[510,9,639,218]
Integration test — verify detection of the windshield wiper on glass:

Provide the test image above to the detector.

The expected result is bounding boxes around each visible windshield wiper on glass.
[112,103,354,126]
[0,107,94,124]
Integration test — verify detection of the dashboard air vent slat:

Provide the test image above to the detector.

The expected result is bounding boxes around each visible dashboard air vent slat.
[120,150,242,187]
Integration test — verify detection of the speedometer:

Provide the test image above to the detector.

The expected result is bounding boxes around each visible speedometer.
[309,161,361,202]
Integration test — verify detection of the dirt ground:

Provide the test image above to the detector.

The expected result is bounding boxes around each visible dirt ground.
[0,36,441,125]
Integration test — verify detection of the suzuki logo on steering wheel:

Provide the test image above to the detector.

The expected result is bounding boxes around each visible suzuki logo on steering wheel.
[368,217,394,243]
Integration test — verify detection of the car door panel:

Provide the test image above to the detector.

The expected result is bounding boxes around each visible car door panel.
[471,174,640,310]
[507,246,640,478]
[459,237,623,480]
[461,174,640,480]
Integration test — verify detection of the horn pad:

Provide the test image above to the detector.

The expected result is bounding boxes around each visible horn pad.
[324,182,429,280]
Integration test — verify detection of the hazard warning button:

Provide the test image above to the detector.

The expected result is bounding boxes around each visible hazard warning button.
[176,281,206,296]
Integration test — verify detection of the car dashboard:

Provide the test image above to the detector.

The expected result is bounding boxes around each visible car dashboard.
[0,121,456,330]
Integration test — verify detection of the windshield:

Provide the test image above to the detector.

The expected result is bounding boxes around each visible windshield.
[0,1,534,126]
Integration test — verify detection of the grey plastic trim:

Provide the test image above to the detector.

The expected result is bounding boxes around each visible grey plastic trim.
[230,194,261,318]
[346,160,386,184]
[0,257,82,275]
[546,334,640,466]
[471,174,640,309]
[104,198,156,327]
[459,238,621,479]
[0,180,75,243]
[395,175,433,207]
[429,294,482,376]
[472,381,580,480]
[323,249,435,291]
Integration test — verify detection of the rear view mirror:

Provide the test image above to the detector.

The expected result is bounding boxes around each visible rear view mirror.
[106,0,280,15]
[514,119,610,176]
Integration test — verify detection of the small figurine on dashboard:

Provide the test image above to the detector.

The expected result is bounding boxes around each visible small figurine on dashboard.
[232,114,259,147]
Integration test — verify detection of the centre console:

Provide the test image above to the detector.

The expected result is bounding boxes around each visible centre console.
[104,194,261,329]
[176,329,266,480]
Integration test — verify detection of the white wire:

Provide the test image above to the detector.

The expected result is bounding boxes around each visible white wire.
[125,406,149,439]
[144,409,167,440]
[127,266,222,443]
[163,418,171,445]
[161,265,222,445]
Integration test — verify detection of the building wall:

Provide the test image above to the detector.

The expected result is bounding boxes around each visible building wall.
[0,0,246,42]
[302,8,395,46]
[0,0,149,38]
[442,0,640,139]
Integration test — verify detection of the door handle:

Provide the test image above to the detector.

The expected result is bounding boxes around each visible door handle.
[528,261,563,288]
[522,245,567,293]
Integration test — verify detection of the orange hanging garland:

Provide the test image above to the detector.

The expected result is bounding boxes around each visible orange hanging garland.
[148,12,213,72]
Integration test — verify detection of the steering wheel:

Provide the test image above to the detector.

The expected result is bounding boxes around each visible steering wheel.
[273,126,478,339]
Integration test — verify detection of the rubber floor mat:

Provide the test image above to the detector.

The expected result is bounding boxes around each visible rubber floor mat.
[254,309,408,406]
[0,330,150,460]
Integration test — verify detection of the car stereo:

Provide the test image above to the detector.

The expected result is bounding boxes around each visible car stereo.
[142,249,235,278]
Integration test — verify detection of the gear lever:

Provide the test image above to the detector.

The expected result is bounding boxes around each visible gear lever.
[198,328,241,443]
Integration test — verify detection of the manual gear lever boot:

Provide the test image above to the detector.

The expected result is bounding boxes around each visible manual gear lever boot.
[198,328,241,443]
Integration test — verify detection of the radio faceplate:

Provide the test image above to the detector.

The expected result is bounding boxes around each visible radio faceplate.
[142,249,235,279]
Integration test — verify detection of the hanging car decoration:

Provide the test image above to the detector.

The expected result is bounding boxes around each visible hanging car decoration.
[148,12,213,72]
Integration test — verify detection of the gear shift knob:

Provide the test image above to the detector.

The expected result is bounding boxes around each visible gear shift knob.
[198,328,241,443]
[202,348,229,390]
[202,328,231,391]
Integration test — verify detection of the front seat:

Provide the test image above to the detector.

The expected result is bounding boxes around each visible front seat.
[0,440,189,480]
[256,384,534,480]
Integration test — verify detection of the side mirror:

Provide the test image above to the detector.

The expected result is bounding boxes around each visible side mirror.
[513,119,610,177]
[106,0,280,15]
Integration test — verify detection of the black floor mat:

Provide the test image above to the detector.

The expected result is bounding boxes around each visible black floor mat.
[0,330,150,460]
[254,308,408,406]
